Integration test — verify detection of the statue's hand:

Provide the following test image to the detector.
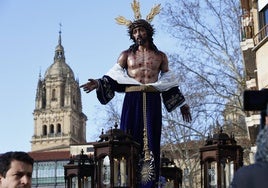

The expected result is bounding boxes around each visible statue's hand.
[180,104,192,123]
[80,79,98,93]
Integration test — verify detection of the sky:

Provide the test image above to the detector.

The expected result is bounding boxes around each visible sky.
[0,0,177,153]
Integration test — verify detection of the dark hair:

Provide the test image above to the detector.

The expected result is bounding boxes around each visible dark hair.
[0,151,34,178]
[127,19,158,53]
[255,127,268,163]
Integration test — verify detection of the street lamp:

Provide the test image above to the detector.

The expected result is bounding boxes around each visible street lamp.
[64,149,95,188]
[93,123,140,188]
[160,154,182,188]
[200,127,243,188]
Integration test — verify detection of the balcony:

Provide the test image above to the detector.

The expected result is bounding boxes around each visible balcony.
[241,13,254,41]
[253,24,268,48]
[31,132,70,142]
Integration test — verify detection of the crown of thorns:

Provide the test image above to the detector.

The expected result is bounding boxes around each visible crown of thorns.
[115,0,161,27]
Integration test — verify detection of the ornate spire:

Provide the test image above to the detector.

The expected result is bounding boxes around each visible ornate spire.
[115,0,161,27]
[54,24,65,61]
[58,23,62,46]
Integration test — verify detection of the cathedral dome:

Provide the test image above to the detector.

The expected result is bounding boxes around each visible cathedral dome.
[44,31,75,79]
[45,61,75,79]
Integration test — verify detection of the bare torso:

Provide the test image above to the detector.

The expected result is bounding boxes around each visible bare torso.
[118,48,169,84]
[80,24,191,123]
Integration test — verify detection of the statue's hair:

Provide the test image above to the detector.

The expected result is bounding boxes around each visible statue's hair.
[127,19,158,53]
[255,126,268,163]
[115,1,161,53]
[128,19,155,39]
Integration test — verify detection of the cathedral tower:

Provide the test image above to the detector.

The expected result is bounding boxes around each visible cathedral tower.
[31,31,87,151]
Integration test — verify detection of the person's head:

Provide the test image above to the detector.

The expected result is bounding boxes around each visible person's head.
[255,126,268,163]
[127,19,158,53]
[0,151,34,188]
[128,19,155,44]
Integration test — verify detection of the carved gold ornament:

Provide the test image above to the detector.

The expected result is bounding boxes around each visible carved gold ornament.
[115,0,161,27]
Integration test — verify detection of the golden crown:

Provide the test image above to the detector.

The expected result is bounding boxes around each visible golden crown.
[115,0,161,27]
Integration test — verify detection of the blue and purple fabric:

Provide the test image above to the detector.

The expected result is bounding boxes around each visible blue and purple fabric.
[96,75,185,187]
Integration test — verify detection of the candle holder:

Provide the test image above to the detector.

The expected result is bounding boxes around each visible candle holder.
[200,127,243,188]
[64,149,95,188]
[93,123,140,188]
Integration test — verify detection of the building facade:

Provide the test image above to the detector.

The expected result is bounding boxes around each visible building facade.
[29,151,70,188]
[31,31,87,152]
[240,0,268,162]
[29,32,89,187]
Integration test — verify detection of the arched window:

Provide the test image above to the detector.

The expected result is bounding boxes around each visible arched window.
[72,95,76,105]
[52,89,56,101]
[42,86,46,108]
[50,124,54,134]
[43,125,47,136]
[57,124,61,134]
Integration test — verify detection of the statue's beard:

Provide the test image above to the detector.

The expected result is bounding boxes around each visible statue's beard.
[136,37,146,46]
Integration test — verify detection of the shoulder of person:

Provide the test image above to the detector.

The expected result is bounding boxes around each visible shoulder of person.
[231,162,268,188]
[236,162,268,176]
[156,50,168,62]
[120,50,131,56]
[156,50,167,57]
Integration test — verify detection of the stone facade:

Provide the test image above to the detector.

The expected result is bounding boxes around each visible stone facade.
[31,32,87,151]
[240,0,268,162]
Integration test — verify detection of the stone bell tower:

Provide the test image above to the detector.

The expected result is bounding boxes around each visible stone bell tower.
[31,31,87,151]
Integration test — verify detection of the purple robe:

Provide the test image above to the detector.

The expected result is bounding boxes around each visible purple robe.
[96,76,185,187]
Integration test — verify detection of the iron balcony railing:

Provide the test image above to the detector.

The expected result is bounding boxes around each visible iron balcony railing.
[253,24,268,46]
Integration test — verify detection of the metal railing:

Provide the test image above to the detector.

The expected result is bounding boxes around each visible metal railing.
[253,24,268,46]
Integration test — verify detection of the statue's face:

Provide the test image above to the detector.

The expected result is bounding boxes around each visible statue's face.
[132,26,148,45]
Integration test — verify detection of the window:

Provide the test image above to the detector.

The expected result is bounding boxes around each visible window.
[56,161,66,183]
[52,89,56,101]
[57,123,61,134]
[50,124,54,134]
[72,95,76,105]
[259,5,268,29]
[43,125,47,136]
[31,160,68,187]
[42,86,46,108]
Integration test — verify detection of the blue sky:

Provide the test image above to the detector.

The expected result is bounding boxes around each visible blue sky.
[0,0,177,153]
